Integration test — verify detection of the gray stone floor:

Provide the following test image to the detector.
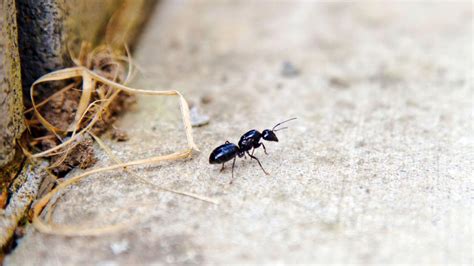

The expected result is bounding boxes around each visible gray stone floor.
[7,1,473,265]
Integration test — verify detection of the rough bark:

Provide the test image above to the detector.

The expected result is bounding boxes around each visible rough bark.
[0,0,25,188]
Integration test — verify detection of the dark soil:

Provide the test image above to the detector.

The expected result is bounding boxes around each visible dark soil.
[42,86,82,131]
[32,82,135,176]
[91,91,136,136]
[27,44,137,177]
[110,128,129,142]
[34,89,135,177]
[41,134,97,176]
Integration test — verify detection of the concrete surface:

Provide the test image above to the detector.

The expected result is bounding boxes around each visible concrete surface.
[7,1,473,265]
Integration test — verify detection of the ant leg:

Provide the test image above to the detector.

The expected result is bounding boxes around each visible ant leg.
[261,143,268,155]
[246,151,269,175]
[230,157,237,184]
[220,163,225,172]
[252,143,261,156]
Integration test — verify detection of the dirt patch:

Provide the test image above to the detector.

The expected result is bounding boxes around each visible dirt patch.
[41,134,96,176]
[91,91,136,136]
[41,84,82,131]
[31,86,134,176]
[110,127,129,142]
[27,45,136,176]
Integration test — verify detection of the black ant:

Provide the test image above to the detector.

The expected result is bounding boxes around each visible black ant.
[209,118,296,184]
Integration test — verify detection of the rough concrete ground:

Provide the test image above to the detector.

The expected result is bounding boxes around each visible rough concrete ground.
[7,1,473,265]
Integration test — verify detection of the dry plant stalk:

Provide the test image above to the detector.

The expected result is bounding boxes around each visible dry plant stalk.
[25,46,217,236]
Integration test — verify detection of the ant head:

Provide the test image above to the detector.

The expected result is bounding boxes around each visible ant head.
[262,117,297,142]
[262,129,278,142]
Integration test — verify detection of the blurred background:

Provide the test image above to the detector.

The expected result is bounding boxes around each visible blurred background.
[1,1,472,264]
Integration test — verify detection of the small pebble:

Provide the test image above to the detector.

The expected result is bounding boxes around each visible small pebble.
[201,95,213,104]
[190,106,210,127]
[110,240,129,255]
[221,74,228,83]
[111,128,129,142]
[329,77,350,89]
[281,61,300,77]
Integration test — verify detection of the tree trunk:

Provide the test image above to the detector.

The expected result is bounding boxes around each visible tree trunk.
[0,0,25,198]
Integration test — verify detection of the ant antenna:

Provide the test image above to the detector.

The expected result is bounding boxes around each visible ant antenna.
[272,117,297,132]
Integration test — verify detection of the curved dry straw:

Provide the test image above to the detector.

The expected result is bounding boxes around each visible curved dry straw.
[28,63,217,236]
